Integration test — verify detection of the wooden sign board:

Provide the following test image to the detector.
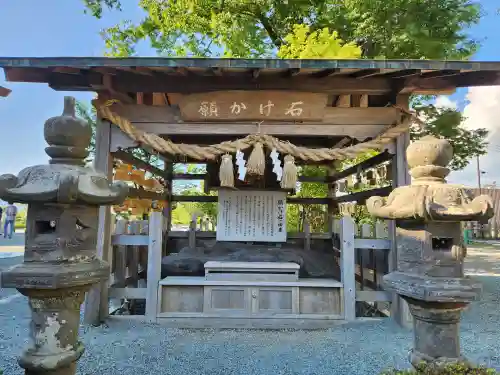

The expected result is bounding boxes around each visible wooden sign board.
[216,190,287,242]
[179,91,328,122]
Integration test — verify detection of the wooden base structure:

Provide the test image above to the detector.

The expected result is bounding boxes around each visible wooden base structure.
[95,211,393,329]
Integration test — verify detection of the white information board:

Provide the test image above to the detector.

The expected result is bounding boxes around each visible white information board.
[216,190,287,242]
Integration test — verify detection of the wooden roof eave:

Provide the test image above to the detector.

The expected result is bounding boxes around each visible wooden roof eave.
[0,86,11,97]
[2,57,500,95]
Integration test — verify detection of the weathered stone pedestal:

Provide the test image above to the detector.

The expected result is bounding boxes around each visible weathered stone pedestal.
[367,135,493,368]
[407,299,467,366]
[0,97,127,375]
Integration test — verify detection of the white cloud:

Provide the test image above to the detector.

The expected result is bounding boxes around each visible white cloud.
[435,95,458,110]
[448,86,500,188]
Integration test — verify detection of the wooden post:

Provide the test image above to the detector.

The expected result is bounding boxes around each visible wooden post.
[84,119,114,325]
[146,211,164,322]
[304,219,311,251]
[129,221,141,287]
[163,162,173,233]
[340,216,356,321]
[327,164,338,235]
[389,94,412,328]
[114,220,128,288]
[189,216,197,249]
[361,223,372,238]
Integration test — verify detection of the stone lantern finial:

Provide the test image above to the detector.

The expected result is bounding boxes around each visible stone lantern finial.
[406,135,453,182]
[44,96,92,166]
[0,97,128,375]
[366,135,494,368]
[367,136,493,222]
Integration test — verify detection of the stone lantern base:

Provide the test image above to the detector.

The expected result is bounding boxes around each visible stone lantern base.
[17,287,88,375]
[404,297,470,368]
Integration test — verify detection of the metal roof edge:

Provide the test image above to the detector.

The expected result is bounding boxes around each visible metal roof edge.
[1,57,500,71]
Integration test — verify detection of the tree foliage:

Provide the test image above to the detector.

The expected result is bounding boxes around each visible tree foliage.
[82,0,488,227]
[82,0,487,172]
[277,24,361,59]
[83,0,481,60]
[75,100,97,162]
[411,103,488,170]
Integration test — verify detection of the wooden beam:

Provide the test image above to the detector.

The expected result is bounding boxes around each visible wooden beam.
[383,69,421,79]
[312,68,359,78]
[172,173,206,180]
[111,122,387,143]
[179,91,328,122]
[336,95,351,108]
[112,150,168,179]
[98,74,136,104]
[351,69,381,79]
[210,67,223,76]
[336,186,392,203]
[49,70,393,94]
[46,72,103,91]
[419,70,461,79]
[359,94,369,108]
[174,67,191,76]
[128,188,164,200]
[107,103,401,126]
[172,173,334,183]
[286,68,302,77]
[288,197,330,205]
[333,150,394,181]
[0,86,11,97]
[171,195,332,205]
[251,68,261,79]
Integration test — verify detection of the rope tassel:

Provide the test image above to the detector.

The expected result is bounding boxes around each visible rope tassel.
[281,155,298,190]
[219,154,235,188]
[247,142,266,176]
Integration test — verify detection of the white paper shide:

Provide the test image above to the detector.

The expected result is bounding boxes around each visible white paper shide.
[217,190,287,242]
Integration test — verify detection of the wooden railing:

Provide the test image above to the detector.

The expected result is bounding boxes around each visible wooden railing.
[464,221,500,240]
[333,216,392,320]
[109,211,164,322]
[107,212,393,323]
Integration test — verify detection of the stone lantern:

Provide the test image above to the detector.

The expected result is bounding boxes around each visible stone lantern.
[0,97,128,375]
[366,135,493,367]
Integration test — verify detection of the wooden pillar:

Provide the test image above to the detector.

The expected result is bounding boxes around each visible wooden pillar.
[83,119,114,325]
[340,216,356,321]
[389,94,412,328]
[163,162,173,232]
[327,163,339,234]
[146,211,164,322]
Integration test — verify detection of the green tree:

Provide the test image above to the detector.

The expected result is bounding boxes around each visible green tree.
[82,0,488,171]
[82,0,489,227]
[277,24,362,59]
[83,0,480,60]
[411,101,488,171]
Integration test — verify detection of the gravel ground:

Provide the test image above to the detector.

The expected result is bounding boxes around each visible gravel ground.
[1,253,500,375]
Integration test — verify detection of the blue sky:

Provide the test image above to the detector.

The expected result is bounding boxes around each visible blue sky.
[1,1,500,186]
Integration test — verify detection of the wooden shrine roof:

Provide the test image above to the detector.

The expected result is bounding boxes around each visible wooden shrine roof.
[1,57,500,94]
[0,86,11,97]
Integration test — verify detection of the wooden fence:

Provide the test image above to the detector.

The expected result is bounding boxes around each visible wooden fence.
[333,216,392,320]
[108,211,163,322]
[107,212,393,323]
[465,221,500,240]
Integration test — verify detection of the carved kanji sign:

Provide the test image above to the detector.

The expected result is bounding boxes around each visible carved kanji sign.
[178,91,328,122]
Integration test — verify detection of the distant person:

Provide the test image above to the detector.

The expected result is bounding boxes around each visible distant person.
[0,206,3,235]
[4,202,17,239]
